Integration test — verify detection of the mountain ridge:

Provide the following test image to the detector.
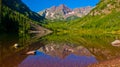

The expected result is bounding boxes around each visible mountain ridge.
[39,4,93,20]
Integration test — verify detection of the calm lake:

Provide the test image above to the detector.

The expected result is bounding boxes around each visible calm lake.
[1,33,120,67]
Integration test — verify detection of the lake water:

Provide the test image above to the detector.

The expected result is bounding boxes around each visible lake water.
[1,33,120,67]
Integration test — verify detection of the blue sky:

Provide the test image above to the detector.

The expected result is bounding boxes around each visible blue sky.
[22,0,100,12]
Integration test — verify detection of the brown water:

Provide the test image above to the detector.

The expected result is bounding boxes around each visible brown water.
[1,33,120,67]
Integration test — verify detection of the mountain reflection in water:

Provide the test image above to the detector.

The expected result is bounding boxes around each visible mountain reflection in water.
[1,33,120,67]
[19,50,97,67]
[37,43,93,59]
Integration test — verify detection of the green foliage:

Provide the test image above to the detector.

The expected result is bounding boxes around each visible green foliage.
[1,5,33,34]
[66,15,80,21]
[2,0,44,22]
[42,20,70,32]
[71,11,120,34]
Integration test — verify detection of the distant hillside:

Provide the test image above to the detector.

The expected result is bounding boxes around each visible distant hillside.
[1,0,45,34]
[38,4,92,20]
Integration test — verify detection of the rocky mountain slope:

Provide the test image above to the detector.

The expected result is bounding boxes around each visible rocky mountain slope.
[69,0,120,34]
[89,0,120,16]
[39,4,93,20]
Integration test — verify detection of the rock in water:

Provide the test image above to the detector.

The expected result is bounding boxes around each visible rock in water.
[111,40,120,47]
[13,43,19,48]
[26,51,36,55]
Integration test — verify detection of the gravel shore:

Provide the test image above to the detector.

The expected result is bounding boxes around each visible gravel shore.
[89,57,120,67]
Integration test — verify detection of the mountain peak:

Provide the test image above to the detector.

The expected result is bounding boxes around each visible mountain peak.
[59,4,66,8]
[57,4,70,10]
[39,5,93,20]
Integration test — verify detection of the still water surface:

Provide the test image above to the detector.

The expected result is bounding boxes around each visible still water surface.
[1,33,120,67]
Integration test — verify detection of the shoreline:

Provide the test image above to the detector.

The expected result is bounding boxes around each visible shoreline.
[89,57,120,67]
